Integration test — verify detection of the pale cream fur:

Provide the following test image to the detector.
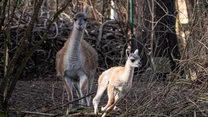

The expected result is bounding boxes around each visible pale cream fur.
[93,49,141,117]
[56,6,98,109]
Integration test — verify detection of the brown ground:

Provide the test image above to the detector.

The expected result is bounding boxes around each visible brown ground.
[9,70,208,117]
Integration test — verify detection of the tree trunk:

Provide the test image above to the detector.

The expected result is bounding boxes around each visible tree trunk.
[0,0,71,113]
[154,0,180,71]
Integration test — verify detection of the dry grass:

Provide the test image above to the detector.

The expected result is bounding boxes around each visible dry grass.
[8,69,208,117]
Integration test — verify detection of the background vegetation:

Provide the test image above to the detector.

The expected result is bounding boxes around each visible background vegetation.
[0,0,208,116]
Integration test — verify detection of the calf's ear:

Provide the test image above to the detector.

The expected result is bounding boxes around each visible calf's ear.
[126,49,131,57]
[134,49,138,55]
[69,7,77,15]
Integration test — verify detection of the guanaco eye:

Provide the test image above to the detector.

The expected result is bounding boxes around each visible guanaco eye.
[130,59,135,62]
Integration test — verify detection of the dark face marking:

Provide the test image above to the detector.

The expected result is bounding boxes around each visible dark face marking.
[74,13,87,21]
[130,58,135,63]
[129,53,141,65]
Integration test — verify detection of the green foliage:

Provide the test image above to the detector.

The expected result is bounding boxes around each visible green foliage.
[0,112,8,117]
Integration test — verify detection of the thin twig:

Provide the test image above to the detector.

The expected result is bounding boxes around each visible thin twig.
[43,92,96,113]
[18,110,56,116]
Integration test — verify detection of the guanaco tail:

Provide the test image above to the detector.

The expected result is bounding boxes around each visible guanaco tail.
[56,6,98,109]
[93,49,141,117]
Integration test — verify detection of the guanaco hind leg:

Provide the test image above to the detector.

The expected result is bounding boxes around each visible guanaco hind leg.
[86,75,94,106]
[93,85,107,114]
[93,72,109,114]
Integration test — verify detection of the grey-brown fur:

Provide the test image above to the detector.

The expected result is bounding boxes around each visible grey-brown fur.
[56,6,98,109]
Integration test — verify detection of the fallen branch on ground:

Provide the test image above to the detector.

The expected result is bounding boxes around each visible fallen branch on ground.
[43,91,96,113]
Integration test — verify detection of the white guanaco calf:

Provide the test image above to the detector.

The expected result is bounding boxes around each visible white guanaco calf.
[56,6,98,109]
[93,49,141,117]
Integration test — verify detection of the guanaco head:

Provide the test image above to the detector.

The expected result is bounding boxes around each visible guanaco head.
[126,49,141,68]
[71,6,89,30]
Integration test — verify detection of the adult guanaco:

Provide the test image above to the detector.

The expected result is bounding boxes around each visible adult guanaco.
[93,49,141,117]
[56,6,98,109]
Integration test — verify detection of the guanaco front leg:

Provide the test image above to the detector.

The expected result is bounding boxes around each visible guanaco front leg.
[64,77,73,109]
[107,91,123,112]
[101,91,122,117]
[73,74,87,106]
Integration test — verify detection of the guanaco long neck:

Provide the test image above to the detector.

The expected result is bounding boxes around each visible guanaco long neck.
[122,60,135,83]
[67,27,85,64]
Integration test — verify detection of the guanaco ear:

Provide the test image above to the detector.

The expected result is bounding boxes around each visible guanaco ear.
[83,6,89,14]
[69,7,77,15]
[134,49,139,55]
[126,49,131,57]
